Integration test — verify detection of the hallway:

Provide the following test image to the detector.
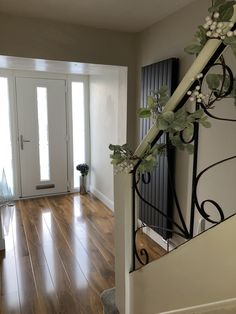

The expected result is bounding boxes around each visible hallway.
[0,193,164,313]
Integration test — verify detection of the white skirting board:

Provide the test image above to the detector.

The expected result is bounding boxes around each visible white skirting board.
[160,297,236,314]
[138,219,175,251]
[89,186,114,211]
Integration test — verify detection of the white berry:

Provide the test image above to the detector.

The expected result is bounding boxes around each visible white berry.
[214,12,220,19]
[206,31,212,37]
[197,98,202,103]
[206,20,213,26]
[227,31,233,37]
[196,86,200,91]
[197,73,203,79]
[190,97,195,102]
[205,16,211,21]
[210,24,216,30]
[187,91,192,95]
[229,22,234,28]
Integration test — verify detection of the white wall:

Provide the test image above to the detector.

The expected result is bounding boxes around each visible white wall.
[89,68,127,210]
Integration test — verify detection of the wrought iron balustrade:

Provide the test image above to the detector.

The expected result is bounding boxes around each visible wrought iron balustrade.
[132,36,236,270]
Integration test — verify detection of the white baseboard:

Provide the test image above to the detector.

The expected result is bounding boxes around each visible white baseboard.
[160,297,236,314]
[89,186,114,211]
[138,219,175,251]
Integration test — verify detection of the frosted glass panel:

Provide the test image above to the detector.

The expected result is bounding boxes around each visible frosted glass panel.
[0,77,14,193]
[72,82,85,188]
[37,87,50,181]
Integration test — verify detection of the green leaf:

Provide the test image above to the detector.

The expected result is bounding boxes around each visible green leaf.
[209,0,227,12]
[138,108,151,118]
[186,144,194,154]
[189,109,204,120]
[157,117,170,130]
[139,158,157,173]
[170,135,185,150]
[184,43,203,55]
[196,25,208,45]
[159,96,169,106]
[200,120,211,128]
[224,37,236,45]
[111,159,121,165]
[218,2,235,21]
[162,111,175,123]
[182,124,194,141]
[111,152,121,159]
[147,96,155,107]
[206,73,221,90]
[109,144,121,151]
[159,86,168,97]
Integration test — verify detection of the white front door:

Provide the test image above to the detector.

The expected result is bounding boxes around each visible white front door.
[16,78,68,197]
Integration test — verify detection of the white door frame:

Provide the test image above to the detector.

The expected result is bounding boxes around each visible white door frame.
[67,75,90,193]
[0,69,90,199]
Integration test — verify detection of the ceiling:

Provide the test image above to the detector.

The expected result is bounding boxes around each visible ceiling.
[0,0,196,32]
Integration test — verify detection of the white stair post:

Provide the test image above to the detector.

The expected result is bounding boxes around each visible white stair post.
[114,173,133,314]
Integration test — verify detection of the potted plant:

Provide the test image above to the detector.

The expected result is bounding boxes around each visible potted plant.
[76,163,89,195]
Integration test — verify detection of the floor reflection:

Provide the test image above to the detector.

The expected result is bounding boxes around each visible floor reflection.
[42,211,56,294]
[0,194,116,313]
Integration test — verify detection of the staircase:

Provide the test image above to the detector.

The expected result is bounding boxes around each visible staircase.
[112,4,236,314]
[130,215,236,314]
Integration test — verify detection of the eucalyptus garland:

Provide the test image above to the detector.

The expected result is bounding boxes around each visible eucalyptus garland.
[109,0,236,174]
[185,0,236,56]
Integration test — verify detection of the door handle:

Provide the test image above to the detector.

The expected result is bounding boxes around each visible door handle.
[20,135,31,150]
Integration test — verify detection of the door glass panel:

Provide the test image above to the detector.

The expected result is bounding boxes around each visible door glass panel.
[36,87,50,181]
[72,82,85,189]
[0,77,14,194]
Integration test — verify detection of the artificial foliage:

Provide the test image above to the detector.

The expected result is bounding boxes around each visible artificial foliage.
[109,0,236,174]
[76,163,89,176]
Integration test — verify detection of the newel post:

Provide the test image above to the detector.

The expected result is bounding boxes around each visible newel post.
[114,173,133,314]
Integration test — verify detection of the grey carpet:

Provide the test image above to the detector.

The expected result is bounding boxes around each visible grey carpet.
[100,287,119,314]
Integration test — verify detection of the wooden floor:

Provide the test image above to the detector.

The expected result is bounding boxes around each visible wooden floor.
[0,193,165,314]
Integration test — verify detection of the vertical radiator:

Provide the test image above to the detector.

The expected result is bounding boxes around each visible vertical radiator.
[139,58,179,239]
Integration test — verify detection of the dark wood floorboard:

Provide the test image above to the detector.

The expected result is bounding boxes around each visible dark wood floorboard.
[0,193,165,313]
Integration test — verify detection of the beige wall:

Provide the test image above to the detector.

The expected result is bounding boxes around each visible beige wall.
[130,215,236,314]
[136,0,236,244]
[0,12,137,147]
[137,0,211,81]
[196,48,236,231]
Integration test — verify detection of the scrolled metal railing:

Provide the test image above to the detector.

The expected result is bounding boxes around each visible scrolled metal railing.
[132,40,236,270]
